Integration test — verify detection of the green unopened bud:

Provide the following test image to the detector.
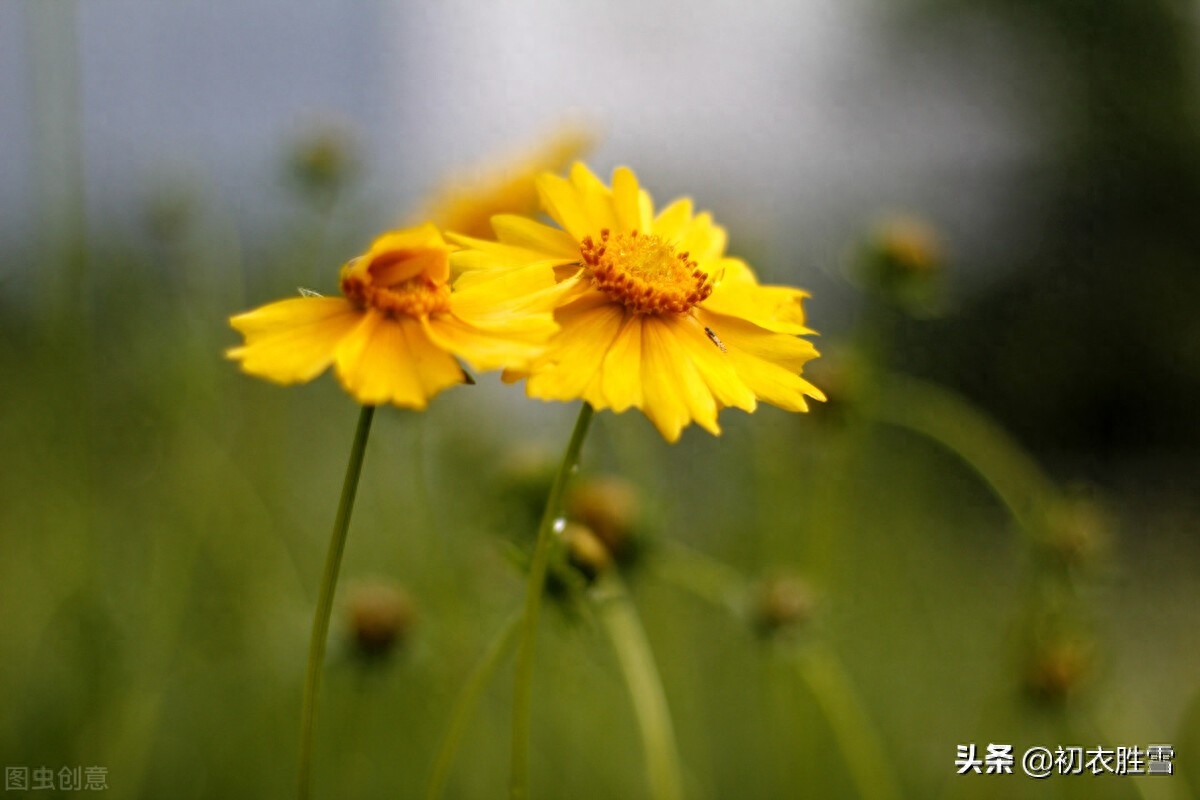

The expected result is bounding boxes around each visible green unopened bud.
[566,476,641,562]
[751,575,815,638]
[562,522,613,583]
[346,582,415,658]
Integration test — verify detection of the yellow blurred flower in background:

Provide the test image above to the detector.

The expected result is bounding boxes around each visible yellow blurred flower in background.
[450,164,825,442]
[420,126,594,239]
[227,223,557,408]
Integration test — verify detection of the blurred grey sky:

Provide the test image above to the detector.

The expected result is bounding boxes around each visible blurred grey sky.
[5,0,1057,295]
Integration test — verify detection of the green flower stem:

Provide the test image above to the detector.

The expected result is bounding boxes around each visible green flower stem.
[869,373,1057,538]
[596,575,685,800]
[298,404,375,800]
[651,544,898,800]
[792,644,901,800]
[426,613,523,800]
[510,402,594,800]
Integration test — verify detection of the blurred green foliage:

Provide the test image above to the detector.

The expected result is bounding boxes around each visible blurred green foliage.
[5,2,1200,796]
[2,153,1198,797]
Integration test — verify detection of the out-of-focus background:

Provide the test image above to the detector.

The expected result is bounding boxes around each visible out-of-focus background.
[2,1,1198,798]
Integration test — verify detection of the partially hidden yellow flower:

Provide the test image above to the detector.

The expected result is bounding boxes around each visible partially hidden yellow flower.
[227,223,557,408]
[419,127,594,239]
[449,164,826,442]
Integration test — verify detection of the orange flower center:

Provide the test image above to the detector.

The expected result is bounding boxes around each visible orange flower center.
[340,260,451,318]
[581,229,712,315]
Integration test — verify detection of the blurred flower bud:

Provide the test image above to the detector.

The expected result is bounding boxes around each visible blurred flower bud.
[562,522,613,583]
[751,575,815,638]
[346,581,415,658]
[286,121,361,201]
[565,476,641,562]
[1024,638,1092,704]
[1040,493,1109,569]
[850,214,946,315]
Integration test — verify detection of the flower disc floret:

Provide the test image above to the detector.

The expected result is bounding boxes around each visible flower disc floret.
[340,268,452,318]
[582,229,712,315]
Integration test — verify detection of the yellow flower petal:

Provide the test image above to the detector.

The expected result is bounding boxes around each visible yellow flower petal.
[421,126,594,239]
[489,214,581,259]
[677,212,728,265]
[640,316,720,441]
[525,295,624,404]
[400,317,470,398]
[599,313,643,412]
[451,262,565,312]
[612,166,649,233]
[536,172,593,242]
[699,309,820,373]
[447,233,568,275]
[227,297,361,384]
[335,312,445,408]
[704,267,814,336]
[699,310,824,412]
[713,256,757,286]
[422,314,548,373]
[351,222,451,284]
[570,162,618,233]
[664,315,757,412]
[652,198,694,244]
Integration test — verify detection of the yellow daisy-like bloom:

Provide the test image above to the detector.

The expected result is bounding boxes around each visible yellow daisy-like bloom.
[227,223,557,408]
[420,127,594,239]
[449,164,826,442]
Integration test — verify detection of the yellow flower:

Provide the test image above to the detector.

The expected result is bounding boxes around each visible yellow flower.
[227,223,557,408]
[449,164,825,442]
[420,127,594,239]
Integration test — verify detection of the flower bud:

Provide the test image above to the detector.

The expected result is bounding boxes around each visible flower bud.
[1040,494,1109,569]
[1024,639,1091,704]
[285,121,361,201]
[751,575,815,638]
[565,476,640,561]
[345,582,415,658]
[850,214,946,314]
[562,522,613,583]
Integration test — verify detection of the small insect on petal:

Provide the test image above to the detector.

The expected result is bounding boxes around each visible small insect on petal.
[705,326,727,352]
[298,287,324,297]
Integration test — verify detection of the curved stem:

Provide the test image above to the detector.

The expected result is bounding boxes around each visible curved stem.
[793,644,901,800]
[647,540,745,616]
[426,613,523,800]
[869,373,1057,538]
[298,404,375,800]
[510,402,594,800]
[597,575,685,800]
